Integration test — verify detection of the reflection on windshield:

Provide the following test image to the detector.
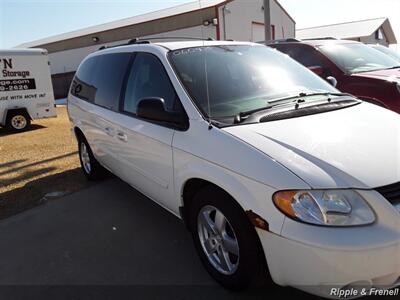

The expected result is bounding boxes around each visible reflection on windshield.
[319,43,400,74]
[371,45,400,63]
[169,45,337,118]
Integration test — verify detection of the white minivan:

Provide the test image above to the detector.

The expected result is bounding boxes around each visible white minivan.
[68,40,400,298]
[0,48,56,131]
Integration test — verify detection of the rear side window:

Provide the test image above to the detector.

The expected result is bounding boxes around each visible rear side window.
[71,53,131,110]
[71,57,97,103]
[92,53,131,110]
[123,53,179,115]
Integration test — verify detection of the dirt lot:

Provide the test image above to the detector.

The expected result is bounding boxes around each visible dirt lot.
[0,106,91,218]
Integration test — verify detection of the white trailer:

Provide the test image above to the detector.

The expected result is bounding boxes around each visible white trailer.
[0,48,56,131]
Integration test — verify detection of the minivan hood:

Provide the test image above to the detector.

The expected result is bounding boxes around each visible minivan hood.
[352,67,400,82]
[223,102,400,189]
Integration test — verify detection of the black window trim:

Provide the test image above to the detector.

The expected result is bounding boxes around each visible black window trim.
[118,52,137,112]
[71,53,134,110]
[119,51,189,131]
[70,56,97,104]
[94,52,134,111]
[71,51,189,131]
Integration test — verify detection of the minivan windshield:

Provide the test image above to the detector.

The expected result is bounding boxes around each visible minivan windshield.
[319,43,400,74]
[168,45,338,119]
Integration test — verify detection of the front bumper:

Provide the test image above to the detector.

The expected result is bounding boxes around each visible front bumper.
[258,190,400,298]
[259,230,400,298]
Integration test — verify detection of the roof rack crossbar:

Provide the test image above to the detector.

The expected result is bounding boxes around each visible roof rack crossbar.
[98,36,216,51]
[301,37,338,41]
[128,38,151,44]
[133,36,215,41]
[261,38,300,44]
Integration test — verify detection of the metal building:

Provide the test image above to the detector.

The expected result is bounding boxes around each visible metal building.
[296,17,397,47]
[18,0,295,98]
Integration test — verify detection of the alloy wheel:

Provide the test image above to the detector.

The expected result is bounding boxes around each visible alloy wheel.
[197,205,240,275]
[80,142,91,174]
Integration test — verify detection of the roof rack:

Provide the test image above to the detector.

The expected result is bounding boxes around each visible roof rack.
[128,38,151,45]
[98,39,150,50]
[98,36,215,51]
[301,37,338,41]
[140,36,215,41]
[267,38,301,44]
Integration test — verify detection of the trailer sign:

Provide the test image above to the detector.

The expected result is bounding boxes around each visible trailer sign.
[0,48,56,131]
[0,57,37,92]
[0,78,36,92]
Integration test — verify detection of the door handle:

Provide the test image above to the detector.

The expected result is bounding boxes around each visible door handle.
[104,127,113,136]
[117,132,127,142]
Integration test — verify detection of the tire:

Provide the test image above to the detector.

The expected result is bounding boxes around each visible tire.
[6,111,31,132]
[77,134,107,180]
[189,185,267,290]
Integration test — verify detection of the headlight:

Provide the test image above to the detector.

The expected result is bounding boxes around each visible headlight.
[273,190,375,226]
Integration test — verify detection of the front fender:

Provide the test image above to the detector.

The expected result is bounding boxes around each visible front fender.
[173,147,286,234]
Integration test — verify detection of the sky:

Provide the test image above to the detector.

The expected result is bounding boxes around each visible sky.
[0,0,399,51]
[280,0,400,52]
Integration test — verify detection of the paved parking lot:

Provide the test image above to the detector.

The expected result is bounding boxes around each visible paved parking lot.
[0,177,321,300]
[0,107,90,219]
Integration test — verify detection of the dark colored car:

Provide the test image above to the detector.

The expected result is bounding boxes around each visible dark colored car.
[267,39,400,113]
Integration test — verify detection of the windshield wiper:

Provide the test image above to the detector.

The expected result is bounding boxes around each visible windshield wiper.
[233,92,352,124]
[268,92,352,103]
[233,104,274,124]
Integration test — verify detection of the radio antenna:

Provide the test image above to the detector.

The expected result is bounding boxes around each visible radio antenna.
[199,0,213,130]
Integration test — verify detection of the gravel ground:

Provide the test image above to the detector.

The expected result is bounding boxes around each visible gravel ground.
[0,106,91,218]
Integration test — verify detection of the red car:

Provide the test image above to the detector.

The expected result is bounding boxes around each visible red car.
[268,39,400,113]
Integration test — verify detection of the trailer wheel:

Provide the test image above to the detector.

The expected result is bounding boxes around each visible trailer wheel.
[6,111,31,132]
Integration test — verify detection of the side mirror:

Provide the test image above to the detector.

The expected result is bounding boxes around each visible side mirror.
[308,65,324,76]
[137,97,187,129]
[326,76,338,87]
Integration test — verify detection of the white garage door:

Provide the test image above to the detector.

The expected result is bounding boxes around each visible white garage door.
[251,23,265,42]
